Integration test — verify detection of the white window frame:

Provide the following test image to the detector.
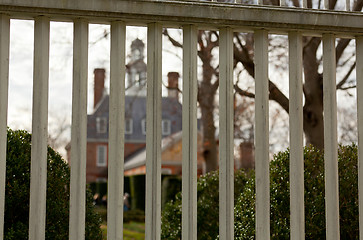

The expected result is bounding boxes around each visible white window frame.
[141,119,146,135]
[125,119,133,134]
[97,145,107,167]
[96,117,107,134]
[162,119,171,135]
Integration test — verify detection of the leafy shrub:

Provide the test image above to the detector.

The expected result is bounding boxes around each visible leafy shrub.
[162,145,359,239]
[161,176,182,209]
[161,170,251,239]
[4,129,102,240]
[130,175,146,211]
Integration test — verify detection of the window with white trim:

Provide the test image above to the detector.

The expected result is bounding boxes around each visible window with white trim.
[141,119,171,135]
[97,145,107,167]
[125,119,133,134]
[162,119,171,135]
[141,119,146,135]
[96,117,107,133]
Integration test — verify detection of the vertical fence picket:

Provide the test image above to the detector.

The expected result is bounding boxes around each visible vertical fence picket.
[29,16,50,240]
[346,0,350,11]
[69,19,88,240]
[303,0,308,8]
[357,36,363,240]
[0,14,9,239]
[219,27,234,240]
[108,21,126,240]
[182,24,198,240]
[322,33,340,240]
[288,31,304,240]
[254,29,270,240]
[324,0,329,9]
[146,22,162,240]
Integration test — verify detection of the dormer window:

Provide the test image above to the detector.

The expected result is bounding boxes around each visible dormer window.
[96,117,107,133]
[125,119,133,134]
[162,119,171,135]
[141,119,171,135]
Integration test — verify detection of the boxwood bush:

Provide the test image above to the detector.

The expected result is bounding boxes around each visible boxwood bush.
[4,129,102,240]
[161,145,359,239]
[161,168,251,239]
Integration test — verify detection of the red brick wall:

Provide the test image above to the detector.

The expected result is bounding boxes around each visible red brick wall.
[85,141,146,183]
[86,142,108,183]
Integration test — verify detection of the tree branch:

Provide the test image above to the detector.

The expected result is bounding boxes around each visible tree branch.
[336,38,351,64]
[162,29,183,48]
[339,85,356,91]
[336,61,356,90]
[234,85,255,99]
[233,33,290,113]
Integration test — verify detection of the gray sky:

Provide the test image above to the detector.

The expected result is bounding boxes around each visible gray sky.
[7,20,183,156]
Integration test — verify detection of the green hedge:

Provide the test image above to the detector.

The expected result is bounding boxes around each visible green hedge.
[161,145,359,239]
[161,169,250,239]
[4,129,102,240]
[130,175,146,211]
[161,176,181,209]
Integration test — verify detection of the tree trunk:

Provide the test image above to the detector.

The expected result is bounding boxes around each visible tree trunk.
[199,50,219,172]
[200,102,218,172]
[302,37,324,149]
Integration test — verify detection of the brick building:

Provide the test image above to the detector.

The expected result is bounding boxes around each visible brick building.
[84,68,184,182]
[66,39,206,183]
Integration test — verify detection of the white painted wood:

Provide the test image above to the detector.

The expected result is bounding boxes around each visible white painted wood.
[29,16,50,240]
[254,29,270,240]
[219,27,234,240]
[182,24,198,240]
[324,0,329,9]
[280,0,286,7]
[108,21,126,240]
[1,1,363,36]
[69,19,88,240]
[356,36,363,240]
[145,22,162,240]
[0,14,9,239]
[346,0,350,11]
[322,33,340,240]
[303,0,308,8]
[288,31,305,240]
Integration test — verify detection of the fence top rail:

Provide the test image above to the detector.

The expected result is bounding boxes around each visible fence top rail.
[0,0,362,36]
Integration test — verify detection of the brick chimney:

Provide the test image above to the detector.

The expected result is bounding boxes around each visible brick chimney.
[94,68,105,109]
[167,72,179,99]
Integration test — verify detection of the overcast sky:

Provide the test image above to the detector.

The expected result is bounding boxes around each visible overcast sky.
[7,20,183,155]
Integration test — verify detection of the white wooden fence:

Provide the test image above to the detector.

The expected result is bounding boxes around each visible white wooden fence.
[0,0,362,239]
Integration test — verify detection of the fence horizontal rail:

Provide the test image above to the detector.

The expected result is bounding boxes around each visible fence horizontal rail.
[0,0,363,35]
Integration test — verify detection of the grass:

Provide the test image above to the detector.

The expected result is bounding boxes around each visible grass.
[101,221,145,240]
[95,206,145,240]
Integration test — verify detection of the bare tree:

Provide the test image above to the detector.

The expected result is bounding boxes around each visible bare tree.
[48,112,71,157]
[164,0,362,172]
[234,0,363,149]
